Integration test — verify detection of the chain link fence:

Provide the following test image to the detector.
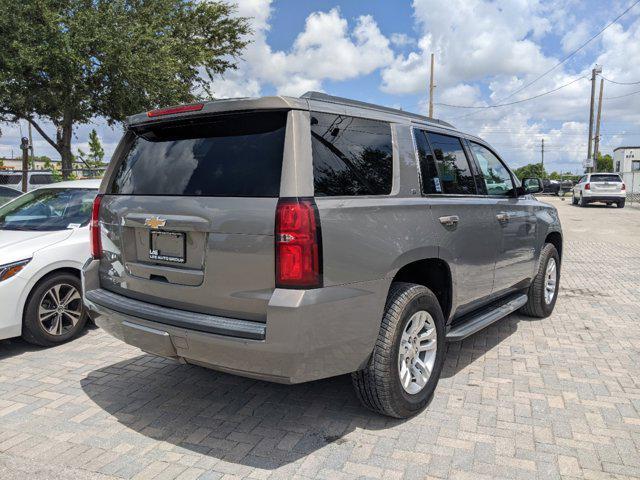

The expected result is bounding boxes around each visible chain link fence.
[621,171,640,205]
[0,168,106,193]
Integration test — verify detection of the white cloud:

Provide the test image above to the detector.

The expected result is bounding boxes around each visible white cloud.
[381,0,558,95]
[390,33,416,47]
[210,3,394,97]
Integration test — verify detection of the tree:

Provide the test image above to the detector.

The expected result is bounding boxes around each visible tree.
[514,163,547,180]
[596,153,613,172]
[0,0,249,177]
[87,129,105,166]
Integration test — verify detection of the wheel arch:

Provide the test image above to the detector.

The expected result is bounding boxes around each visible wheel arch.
[544,230,563,261]
[389,257,453,321]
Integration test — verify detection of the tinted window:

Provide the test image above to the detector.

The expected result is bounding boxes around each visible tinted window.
[311,112,393,196]
[110,111,287,197]
[29,174,53,185]
[426,133,476,194]
[590,174,621,182]
[414,130,442,194]
[0,174,21,185]
[469,142,514,196]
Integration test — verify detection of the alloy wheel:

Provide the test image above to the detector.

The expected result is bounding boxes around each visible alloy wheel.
[398,310,437,394]
[38,283,83,336]
[544,258,557,304]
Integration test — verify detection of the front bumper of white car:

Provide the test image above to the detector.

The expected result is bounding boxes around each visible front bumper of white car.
[0,273,28,340]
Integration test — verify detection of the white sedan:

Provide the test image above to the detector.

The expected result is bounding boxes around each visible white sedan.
[0,179,100,345]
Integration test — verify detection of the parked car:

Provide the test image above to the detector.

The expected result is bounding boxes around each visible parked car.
[0,171,55,192]
[83,93,562,418]
[0,185,21,205]
[542,179,560,195]
[559,179,575,195]
[572,173,626,208]
[0,179,100,345]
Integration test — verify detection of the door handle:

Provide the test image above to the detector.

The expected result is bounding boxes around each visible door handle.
[496,212,509,223]
[439,215,459,226]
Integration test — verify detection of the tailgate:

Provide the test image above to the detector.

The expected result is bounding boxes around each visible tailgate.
[98,111,288,322]
[99,196,277,321]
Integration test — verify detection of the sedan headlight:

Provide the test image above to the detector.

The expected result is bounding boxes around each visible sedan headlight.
[0,259,31,282]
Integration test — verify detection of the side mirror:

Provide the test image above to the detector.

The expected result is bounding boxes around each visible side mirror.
[520,177,543,195]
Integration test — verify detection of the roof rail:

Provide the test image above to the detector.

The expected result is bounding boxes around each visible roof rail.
[300,91,455,128]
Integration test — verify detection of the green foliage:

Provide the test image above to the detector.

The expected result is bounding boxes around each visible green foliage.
[596,153,613,172]
[87,130,105,165]
[0,0,250,177]
[514,163,547,180]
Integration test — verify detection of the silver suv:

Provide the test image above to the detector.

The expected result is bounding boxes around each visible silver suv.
[82,93,562,418]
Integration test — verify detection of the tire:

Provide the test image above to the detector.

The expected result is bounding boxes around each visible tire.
[579,194,587,207]
[22,272,88,347]
[520,243,560,318]
[617,199,625,208]
[351,282,445,418]
[571,193,578,205]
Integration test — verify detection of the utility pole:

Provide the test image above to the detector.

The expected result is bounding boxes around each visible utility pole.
[541,138,544,170]
[586,65,602,172]
[428,53,435,118]
[20,137,29,193]
[28,121,34,168]
[593,78,604,173]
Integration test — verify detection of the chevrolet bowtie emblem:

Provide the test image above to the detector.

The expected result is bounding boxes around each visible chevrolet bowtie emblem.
[144,216,166,229]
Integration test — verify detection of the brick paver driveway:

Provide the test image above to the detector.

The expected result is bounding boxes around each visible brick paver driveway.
[1,197,640,480]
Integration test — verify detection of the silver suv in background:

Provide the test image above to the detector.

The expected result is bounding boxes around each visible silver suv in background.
[572,173,626,208]
[83,93,562,418]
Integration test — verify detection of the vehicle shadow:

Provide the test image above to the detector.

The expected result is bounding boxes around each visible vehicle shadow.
[0,323,98,360]
[80,357,406,469]
[0,337,42,360]
[80,313,532,469]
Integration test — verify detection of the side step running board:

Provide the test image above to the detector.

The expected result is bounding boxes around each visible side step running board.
[446,293,528,342]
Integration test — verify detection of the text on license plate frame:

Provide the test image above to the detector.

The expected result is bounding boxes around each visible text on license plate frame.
[149,230,187,263]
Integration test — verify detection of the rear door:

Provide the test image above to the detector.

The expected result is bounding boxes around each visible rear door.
[98,111,289,322]
[414,129,498,316]
[467,141,537,294]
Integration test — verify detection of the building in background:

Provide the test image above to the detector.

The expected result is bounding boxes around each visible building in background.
[613,147,640,201]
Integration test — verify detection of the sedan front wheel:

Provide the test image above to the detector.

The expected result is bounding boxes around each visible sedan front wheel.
[22,272,88,346]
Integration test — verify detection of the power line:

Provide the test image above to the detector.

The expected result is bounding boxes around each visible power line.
[436,76,588,109]
[495,0,640,103]
[604,88,640,99]
[601,75,640,85]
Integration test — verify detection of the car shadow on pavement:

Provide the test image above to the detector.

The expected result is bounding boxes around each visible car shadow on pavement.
[80,314,530,469]
[80,357,406,469]
[0,323,98,361]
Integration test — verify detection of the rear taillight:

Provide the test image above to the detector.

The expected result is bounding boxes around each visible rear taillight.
[90,194,103,259]
[585,183,590,190]
[275,198,322,289]
[622,183,626,191]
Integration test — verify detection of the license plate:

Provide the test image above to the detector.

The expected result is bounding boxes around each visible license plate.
[149,231,186,263]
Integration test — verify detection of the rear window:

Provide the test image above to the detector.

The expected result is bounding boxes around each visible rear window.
[0,174,21,185]
[310,112,393,196]
[590,174,621,182]
[110,111,287,197]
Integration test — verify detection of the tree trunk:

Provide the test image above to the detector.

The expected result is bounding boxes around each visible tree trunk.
[59,114,74,179]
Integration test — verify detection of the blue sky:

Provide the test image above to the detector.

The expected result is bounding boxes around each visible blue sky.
[2,0,640,174]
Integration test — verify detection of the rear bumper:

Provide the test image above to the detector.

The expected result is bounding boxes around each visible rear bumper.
[582,193,626,202]
[82,259,388,384]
